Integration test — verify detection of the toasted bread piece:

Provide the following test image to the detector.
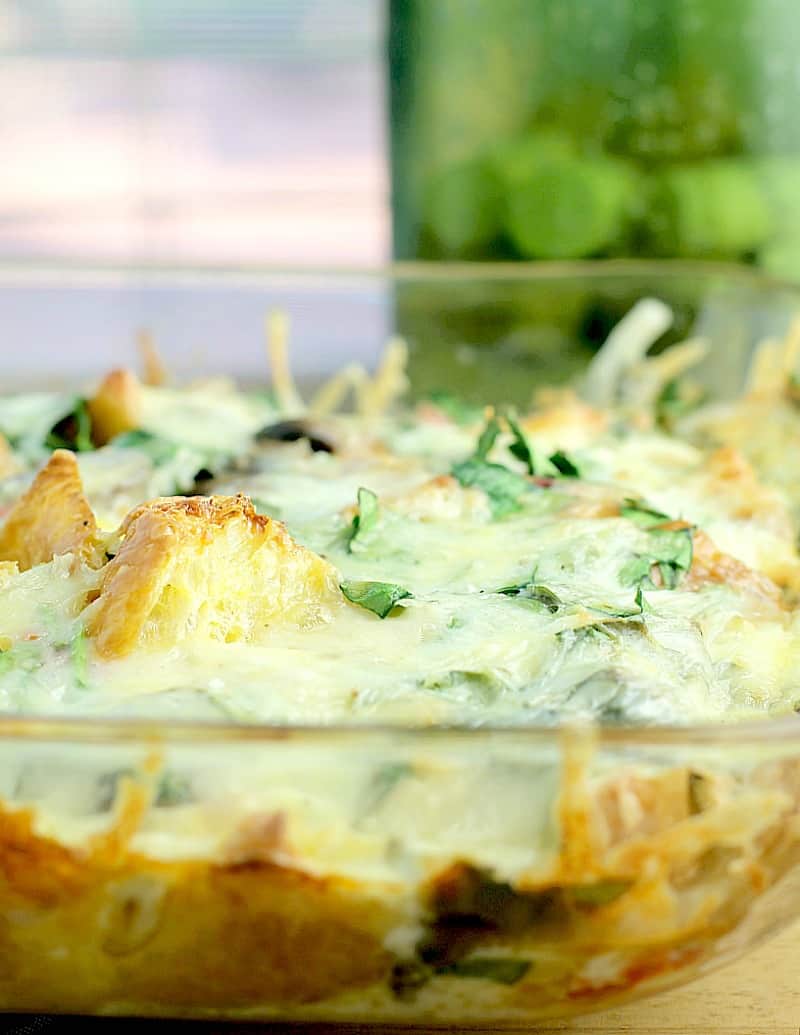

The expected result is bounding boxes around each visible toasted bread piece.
[87,494,341,658]
[87,368,143,446]
[0,450,99,571]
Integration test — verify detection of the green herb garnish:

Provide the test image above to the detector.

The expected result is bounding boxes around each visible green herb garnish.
[620,497,671,528]
[549,450,580,477]
[619,499,693,590]
[506,413,536,475]
[451,457,529,518]
[340,579,412,618]
[506,413,580,478]
[453,414,529,518]
[452,416,585,517]
[347,487,379,553]
[475,415,501,460]
[497,581,561,613]
[589,586,646,619]
[359,762,412,818]
[422,670,501,703]
[656,378,706,428]
[71,628,89,689]
[45,398,94,452]
[620,527,693,590]
[155,772,193,807]
[437,957,531,985]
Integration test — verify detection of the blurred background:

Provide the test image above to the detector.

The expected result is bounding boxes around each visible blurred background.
[0,0,387,267]
[3,0,800,275]
[4,0,800,393]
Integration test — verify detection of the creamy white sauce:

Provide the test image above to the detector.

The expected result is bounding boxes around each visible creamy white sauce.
[0,384,795,733]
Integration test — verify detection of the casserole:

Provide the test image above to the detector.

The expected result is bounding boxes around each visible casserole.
[0,260,800,1023]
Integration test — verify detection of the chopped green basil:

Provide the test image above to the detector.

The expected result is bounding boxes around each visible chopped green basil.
[422,670,502,703]
[506,413,581,478]
[451,457,529,518]
[589,586,645,619]
[391,954,531,998]
[497,581,561,613]
[549,450,580,478]
[437,956,531,985]
[340,579,412,618]
[71,629,89,689]
[475,416,501,461]
[155,772,193,807]
[656,378,706,428]
[97,768,192,811]
[620,500,693,590]
[620,497,671,528]
[452,416,533,517]
[347,487,380,553]
[620,526,693,590]
[45,398,94,453]
[506,413,537,475]
[359,762,413,817]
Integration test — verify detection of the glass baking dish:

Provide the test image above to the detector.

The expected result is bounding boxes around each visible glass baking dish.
[1,259,800,1024]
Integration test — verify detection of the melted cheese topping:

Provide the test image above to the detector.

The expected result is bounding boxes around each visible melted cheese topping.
[0,368,797,731]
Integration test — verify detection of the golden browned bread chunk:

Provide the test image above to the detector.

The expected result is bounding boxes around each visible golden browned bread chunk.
[87,494,341,658]
[0,450,99,571]
[87,369,143,446]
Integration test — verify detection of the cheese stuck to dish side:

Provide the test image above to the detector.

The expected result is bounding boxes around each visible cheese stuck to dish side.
[0,324,797,730]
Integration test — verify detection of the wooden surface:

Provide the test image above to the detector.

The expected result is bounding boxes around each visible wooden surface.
[544,919,799,1035]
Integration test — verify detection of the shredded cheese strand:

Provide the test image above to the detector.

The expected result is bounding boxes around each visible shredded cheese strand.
[137,330,168,387]
[309,363,369,416]
[265,310,304,414]
[624,337,709,407]
[583,299,674,407]
[359,336,410,418]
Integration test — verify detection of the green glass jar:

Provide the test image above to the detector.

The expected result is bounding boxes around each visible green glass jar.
[389,0,800,277]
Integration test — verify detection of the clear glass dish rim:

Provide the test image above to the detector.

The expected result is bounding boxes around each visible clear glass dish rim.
[2,256,799,746]
[1,256,800,291]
